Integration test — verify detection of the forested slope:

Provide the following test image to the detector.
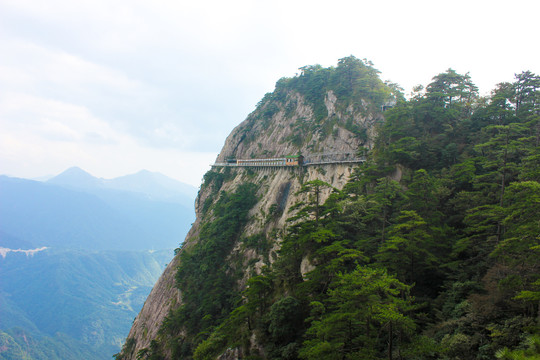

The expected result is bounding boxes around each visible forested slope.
[117,58,539,360]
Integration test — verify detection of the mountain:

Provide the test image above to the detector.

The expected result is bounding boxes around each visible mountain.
[107,170,198,202]
[117,58,540,360]
[0,174,194,250]
[46,166,103,189]
[0,176,149,250]
[0,168,198,359]
[47,167,197,205]
[0,248,172,359]
[118,56,396,358]
[0,230,34,249]
[0,328,102,360]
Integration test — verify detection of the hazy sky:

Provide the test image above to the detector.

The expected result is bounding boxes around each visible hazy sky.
[1,0,539,186]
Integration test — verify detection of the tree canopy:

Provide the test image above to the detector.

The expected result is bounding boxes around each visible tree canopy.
[117,64,540,360]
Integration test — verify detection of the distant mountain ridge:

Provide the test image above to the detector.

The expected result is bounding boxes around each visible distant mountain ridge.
[0,168,198,358]
[0,248,172,359]
[47,167,103,189]
[0,168,197,251]
[47,167,197,203]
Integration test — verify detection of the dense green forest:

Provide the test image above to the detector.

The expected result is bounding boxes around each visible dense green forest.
[118,58,540,360]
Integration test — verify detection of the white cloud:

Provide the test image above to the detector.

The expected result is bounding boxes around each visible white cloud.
[0,92,115,141]
[0,0,538,186]
[0,35,150,101]
[0,91,215,186]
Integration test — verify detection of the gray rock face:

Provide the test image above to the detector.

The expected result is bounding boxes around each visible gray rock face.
[216,90,381,163]
[121,87,384,359]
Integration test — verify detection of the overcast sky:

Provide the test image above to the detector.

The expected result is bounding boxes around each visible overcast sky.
[1,0,539,186]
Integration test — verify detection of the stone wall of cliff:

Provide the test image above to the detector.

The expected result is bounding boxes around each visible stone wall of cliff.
[118,60,392,359]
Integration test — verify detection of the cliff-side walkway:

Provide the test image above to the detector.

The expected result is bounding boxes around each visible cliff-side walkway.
[212,152,366,168]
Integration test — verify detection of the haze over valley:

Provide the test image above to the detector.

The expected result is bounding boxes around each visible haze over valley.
[0,169,196,359]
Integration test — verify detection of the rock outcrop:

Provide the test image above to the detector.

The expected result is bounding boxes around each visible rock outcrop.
[119,59,393,359]
[216,90,379,163]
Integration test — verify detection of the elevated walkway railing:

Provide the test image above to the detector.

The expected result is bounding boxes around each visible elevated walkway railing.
[212,157,366,168]
[303,158,366,166]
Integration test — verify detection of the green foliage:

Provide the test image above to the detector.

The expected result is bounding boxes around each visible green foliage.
[114,337,136,359]
[201,169,235,214]
[1,249,172,360]
[376,210,439,287]
[496,334,540,359]
[300,266,415,360]
[157,183,258,357]
[266,296,305,347]
[267,56,400,149]
[0,328,103,360]
[147,68,540,360]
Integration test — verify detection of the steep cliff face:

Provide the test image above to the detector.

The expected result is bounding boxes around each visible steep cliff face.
[118,57,395,359]
[117,66,540,360]
[216,89,378,163]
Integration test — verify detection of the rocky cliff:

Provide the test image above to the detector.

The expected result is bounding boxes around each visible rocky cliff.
[117,57,396,359]
[216,89,378,163]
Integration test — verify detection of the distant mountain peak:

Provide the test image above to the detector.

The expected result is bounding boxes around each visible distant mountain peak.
[58,166,93,177]
[55,166,93,178]
[47,167,103,189]
[42,167,197,202]
[108,170,198,200]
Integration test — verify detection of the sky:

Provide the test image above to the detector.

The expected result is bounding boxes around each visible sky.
[1,0,539,187]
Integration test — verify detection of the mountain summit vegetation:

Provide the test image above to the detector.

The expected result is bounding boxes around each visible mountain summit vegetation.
[117,57,540,360]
